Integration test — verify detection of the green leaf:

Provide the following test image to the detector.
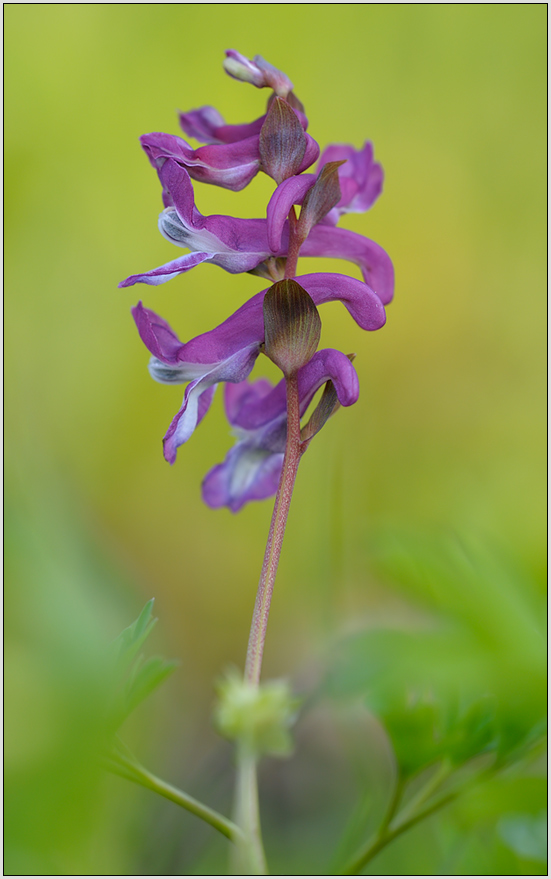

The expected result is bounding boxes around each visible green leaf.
[326,531,546,775]
[498,812,547,863]
[106,600,178,731]
[382,689,446,776]
[122,655,179,721]
[112,598,157,673]
[443,695,498,765]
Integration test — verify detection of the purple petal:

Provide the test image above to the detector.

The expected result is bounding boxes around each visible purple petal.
[181,271,385,368]
[297,348,359,408]
[195,138,260,174]
[266,175,315,252]
[202,444,283,512]
[119,252,211,288]
[179,106,267,145]
[211,114,266,143]
[163,383,217,463]
[233,348,359,432]
[224,379,274,424]
[176,298,265,364]
[141,131,260,192]
[158,160,198,226]
[120,162,276,287]
[141,132,195,170]
[163,343,261,463]
[295,272,387,330]
[131,302,184,363]
[132,268,385,391]
[178,106,226,143]
[300,229,394,306]
[158,160,274,265]
[201,348,359,512]
[299,134,321,174]
[318,142,384,214]
[211,116,266,144]
[253,55,294,97]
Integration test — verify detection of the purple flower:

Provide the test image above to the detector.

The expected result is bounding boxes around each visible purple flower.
[317,142,384,220]
[264,142,384,243]
[120,159,282,284]
[119,160,394,304]
[202,350,359,512]
[140,130,263,195]
[131,272,385,465]
[179,106,266,146]
[262,153,392,304]
[140,101,318,194]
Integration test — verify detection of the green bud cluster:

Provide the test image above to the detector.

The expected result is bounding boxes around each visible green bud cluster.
[214,669,300,757]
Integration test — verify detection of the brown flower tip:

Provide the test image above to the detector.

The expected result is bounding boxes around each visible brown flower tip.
[297,161,345,243]
[259,98,307,185]
[263,279,322,376]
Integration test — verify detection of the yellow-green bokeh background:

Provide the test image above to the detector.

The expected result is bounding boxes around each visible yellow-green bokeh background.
[6,5,546,875]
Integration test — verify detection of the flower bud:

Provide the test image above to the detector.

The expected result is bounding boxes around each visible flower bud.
[259,97,307,185]
[263,279,322,377]
[296,161,345,243]
[253,55,294,97]
[214,669,300,757]
[224,50,293,97]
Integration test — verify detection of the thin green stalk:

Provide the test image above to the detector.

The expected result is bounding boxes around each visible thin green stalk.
[341,785,457,876]
[338,774,403,876]
[394,760,452,826]
[380,772,404,834]
[231,747,268,875]
[341,759,498,875]
[388,789,459,840]
[106,750,242,843]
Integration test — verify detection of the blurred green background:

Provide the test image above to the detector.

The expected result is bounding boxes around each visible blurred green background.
[5,5,546,875]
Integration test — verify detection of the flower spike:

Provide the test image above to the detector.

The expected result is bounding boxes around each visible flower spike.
[124,50,393,507]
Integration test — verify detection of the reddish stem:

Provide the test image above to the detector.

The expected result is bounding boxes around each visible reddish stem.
[244,373,302,686]
[284,207,302,279]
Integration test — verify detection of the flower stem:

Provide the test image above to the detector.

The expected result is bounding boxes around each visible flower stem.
[284,207,301,279]
[244,372,302,687]
[232,372,302,875]
[230,746,268,875]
